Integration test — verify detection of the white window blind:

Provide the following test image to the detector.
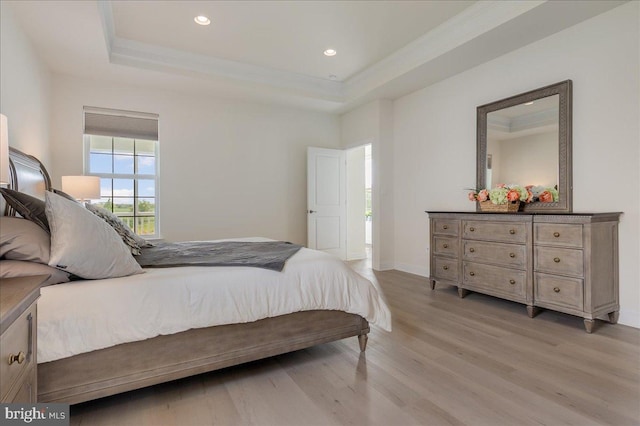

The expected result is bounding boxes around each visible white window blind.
[84,107,158,140]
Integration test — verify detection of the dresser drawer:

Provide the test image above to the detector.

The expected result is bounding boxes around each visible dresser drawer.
[433,236,458,257]
[0,303,36,401]
[535,273,583,311]
[535,247,584,278]
[534,223,583,248]
[463,240,526,268]
[463,262,526,298]
[433,257,458,282]
[463,221,527,243]
[432,219,459,236]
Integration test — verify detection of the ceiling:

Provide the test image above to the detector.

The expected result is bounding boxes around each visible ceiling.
[6,0,626,113]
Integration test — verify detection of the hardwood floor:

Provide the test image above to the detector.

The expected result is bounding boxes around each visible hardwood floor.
[70,260,640,426]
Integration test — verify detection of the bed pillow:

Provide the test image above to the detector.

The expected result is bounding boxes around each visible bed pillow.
[0,260,71,286]
[51,188,78,202]
[85,203,152,254]
[45,191,143,279]
[0,216,50,263]
[0,188,49,232]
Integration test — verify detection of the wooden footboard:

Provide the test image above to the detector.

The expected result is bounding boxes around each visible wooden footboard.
[38,310,369,404]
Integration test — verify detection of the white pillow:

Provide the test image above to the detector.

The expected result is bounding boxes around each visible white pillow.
[45,191,143,279]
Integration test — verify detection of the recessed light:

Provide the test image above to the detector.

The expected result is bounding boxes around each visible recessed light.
[324,49,337,57]
[194,15,211,26]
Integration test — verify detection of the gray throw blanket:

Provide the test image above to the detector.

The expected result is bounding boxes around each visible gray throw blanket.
[135,241,303,272]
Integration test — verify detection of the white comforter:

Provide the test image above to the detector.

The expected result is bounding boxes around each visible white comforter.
[38,238,392,363]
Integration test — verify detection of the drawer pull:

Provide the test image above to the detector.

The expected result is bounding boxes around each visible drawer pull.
[469,248,475,253]
[8,351,25,365]
[509,253,515,258]
[469,271,475,276]
[469,227,475,232]
[509,279,516,285]
[443,225,448,230]
[443,244,449,249]
[443,265,449,270]
[509,229,516,235]
[553,287,560,293]
[554,257,561,263]
[553,232,560,238]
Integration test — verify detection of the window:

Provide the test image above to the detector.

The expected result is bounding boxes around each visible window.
[83,107,159,238]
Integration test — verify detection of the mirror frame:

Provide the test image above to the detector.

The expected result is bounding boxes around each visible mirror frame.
[477,80,573,213]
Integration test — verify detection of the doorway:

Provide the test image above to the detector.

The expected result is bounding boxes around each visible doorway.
[346,144,372,262]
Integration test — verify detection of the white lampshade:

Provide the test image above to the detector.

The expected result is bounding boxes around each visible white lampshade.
[0,114,9,186]
[61,176,101,201]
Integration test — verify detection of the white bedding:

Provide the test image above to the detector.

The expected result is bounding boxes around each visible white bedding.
[38,238,392,363]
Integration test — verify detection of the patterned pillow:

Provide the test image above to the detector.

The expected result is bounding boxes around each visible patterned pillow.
[84,203,147,255]
[0,188,49,232]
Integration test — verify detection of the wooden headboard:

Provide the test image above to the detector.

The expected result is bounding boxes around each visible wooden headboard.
[2,147,52,215]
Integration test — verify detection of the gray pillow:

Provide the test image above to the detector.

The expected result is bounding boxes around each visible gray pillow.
[51,188,78,202]
[0,259,71,286]
[0,188,49,232]
[0,216,50,263]
[46,191,143,279]
[85,203,151,255]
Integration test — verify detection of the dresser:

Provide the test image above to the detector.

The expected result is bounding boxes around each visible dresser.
[0,275,47,403]
[427,212,620,333]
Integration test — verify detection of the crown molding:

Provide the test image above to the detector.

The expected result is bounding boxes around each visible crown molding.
[343,0,545,99]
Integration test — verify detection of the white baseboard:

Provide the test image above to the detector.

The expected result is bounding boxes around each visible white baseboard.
[619,309,640,329]
[394,263,429,277]
[347,251,366,261]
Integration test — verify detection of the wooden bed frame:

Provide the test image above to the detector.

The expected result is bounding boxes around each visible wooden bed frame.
[6,147,370,405]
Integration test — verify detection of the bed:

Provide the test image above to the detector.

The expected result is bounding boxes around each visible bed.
[1,147,391,404]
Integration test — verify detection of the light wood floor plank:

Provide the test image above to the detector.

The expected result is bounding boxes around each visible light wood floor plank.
[70,261,640,426]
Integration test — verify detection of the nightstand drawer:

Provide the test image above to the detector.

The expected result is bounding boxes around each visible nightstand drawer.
[0,303,36,400]
[433,236,458,257]
[535,273,584,311]
[535,247,584,278]
[463,221,527,243]
[433,219,459,236]
[534,223,583,248]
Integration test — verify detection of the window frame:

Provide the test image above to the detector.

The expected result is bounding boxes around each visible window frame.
[83,134,160,239]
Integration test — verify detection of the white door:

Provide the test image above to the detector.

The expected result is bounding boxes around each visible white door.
[307,147,346,260]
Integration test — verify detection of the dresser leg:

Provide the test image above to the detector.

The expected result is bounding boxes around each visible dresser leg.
[457,287,468,298]
[607,311,619,324]
[583,319,595,333]
[526,306,540,318]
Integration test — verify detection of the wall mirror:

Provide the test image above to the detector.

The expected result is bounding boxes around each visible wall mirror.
[477,80,572,213]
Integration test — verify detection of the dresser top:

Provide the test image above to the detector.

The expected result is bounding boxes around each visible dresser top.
[0,275,47,335]
[425,211,622,223]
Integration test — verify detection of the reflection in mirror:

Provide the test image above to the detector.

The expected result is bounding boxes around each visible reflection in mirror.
[486,94,559,189]
[477,80,572,213]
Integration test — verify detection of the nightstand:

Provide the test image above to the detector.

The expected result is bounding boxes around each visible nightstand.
[0,275,47,403]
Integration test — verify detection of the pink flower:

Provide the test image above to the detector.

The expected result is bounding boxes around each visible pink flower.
[539,191,553,202]
[477,189,489,202]
[468,191,477,201]
[506,189,520,202]
[526,190,534,203]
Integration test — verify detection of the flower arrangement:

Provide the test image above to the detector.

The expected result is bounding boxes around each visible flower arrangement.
[468,184,558,205]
